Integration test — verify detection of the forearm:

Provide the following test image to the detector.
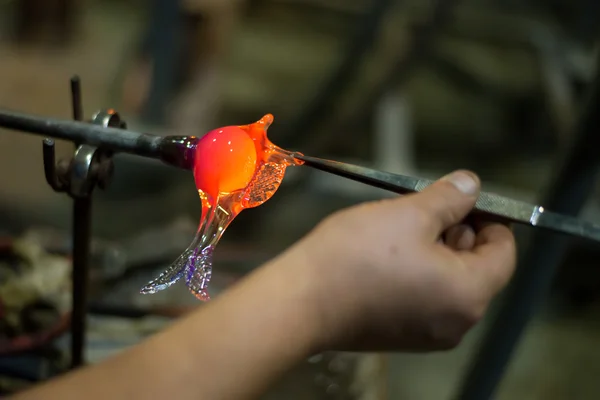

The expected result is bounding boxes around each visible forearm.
[13,248,321,400]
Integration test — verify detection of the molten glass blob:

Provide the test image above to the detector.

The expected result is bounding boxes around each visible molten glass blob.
[140,114,303,301]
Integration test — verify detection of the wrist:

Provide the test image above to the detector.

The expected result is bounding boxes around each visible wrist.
[269,237,347,354]
[282,231,370,353]
[260,243,325,355]
[142,248,327,399]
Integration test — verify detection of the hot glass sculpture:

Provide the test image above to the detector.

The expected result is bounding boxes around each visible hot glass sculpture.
[140,114,302,300]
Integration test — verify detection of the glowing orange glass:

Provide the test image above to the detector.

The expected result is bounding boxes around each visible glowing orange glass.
[140,114,303,300]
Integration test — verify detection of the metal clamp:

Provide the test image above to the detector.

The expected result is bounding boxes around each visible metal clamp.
[68,110,124,197]
[42,107,123,198]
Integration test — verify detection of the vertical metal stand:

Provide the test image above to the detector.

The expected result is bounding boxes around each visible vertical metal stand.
[454,60,600,400]
[42,77,124,369]
[70,197,91,368]
[69,77,89,369]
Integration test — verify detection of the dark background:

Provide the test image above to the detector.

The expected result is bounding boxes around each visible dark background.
[1,0,600,398]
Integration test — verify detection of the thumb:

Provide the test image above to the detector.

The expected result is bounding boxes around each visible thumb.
[409,170,480,237]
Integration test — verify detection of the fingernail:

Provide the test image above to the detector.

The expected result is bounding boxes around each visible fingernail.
[443,171,479,195]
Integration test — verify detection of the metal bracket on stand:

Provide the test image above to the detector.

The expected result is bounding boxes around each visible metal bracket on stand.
[41,76,126,369]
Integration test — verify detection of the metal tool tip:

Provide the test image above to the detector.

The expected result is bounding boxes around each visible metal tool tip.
[291,152,305,161]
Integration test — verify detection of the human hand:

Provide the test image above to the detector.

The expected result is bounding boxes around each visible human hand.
[285,170,516,352]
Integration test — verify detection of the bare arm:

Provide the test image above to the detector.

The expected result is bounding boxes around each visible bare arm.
[11,170,517,399]
[12,249,321,400]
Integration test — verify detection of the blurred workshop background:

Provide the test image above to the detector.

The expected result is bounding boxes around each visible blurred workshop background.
[0,0,600,398]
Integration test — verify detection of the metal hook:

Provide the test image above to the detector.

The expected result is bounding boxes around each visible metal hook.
[42,138,66,191]
[69,145,97,198]
[68,109,124,197]
[71,76,83,123]
[42,75,85,193]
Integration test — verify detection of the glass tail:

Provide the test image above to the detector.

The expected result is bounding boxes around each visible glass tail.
[184,245,214,301]
[140,228,206,295]
[183,201,237,301]
[139,253,187,294]
[140,193,212,295]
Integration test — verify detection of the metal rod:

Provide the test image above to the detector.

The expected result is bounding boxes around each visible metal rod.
[69,76,89,369]
[42,138,63,191]
[293,153,600,243]
[70,76,83,123]
[0,108,163,158]
[70,197,91,368]
[454,55,600,400]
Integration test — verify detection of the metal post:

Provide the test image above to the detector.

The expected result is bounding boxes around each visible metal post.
[69,76,90,369]
[70,197,91,368]
[37,77,119,369]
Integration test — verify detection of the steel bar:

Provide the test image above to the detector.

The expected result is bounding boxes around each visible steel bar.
[0,109,163,158]
[294,154,600,243]
[69,76,90,369]
[454,54,600,400]
[70,76,83,123]
[70,197,91,368]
